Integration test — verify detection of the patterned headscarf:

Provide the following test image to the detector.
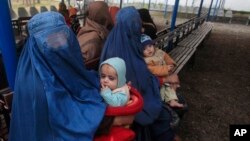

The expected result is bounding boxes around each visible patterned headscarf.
[9,12,106,141]
[101,7,162,125]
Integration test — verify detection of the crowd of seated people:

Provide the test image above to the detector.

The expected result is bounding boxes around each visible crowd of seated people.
[5,1,188,141]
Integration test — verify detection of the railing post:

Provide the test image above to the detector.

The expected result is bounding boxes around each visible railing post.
[164,0,168,18]
[0,0,17,90]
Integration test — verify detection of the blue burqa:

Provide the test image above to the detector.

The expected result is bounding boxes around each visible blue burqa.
[9,12,106,141]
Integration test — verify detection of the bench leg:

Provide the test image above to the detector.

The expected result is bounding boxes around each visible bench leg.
[229,18,232,24]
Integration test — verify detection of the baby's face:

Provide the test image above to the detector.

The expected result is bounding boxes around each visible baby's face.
[100,64,118,90]
[143,44,155,57]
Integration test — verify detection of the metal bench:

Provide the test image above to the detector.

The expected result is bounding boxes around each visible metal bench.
[155,14,213,74]
[171,22,213,73]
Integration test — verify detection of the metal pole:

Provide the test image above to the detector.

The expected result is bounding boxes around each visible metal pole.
[120,0,123,8]
[197,0,204,17]
[191,0,195,13]
[168,0,180,51]
[67,0,70,6]
[170,0,180,31]
[195,0,204,28]
[148,0,151,10]
[207,0,214,21]
[0,0,17,90]
[216,0,222,12]
[213,0,219,17]
[221,0,226,9]
[164,0,168,18]
[218,0,224,9]
[185,0,188,18]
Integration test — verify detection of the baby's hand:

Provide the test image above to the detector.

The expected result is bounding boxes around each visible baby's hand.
[168,65,174,73]
[101,84,108,91]
[169,64,174,69]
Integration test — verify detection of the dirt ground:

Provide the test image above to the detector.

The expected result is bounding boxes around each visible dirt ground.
[173,23,250,141]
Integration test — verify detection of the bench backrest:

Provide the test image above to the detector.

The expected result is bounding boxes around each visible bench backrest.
[18,7,29,17]
[225,10,233,18]
[50,5,58,12]
[30,6,39,17]
[217,9,225,17]
[154,13,208,51]
[40,6,48,13]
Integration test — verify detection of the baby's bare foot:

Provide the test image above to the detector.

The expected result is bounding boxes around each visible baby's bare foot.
[169,100,184,108]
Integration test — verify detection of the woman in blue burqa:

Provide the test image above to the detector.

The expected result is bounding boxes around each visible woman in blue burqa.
[9,12,106,141]
[100,7,175,141]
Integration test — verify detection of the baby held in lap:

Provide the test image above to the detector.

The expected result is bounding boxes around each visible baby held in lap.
[141,34,183,108]
[100,57,130,107]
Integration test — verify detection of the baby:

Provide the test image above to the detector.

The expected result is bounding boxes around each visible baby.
[99,57,130,107]
[141,34,183,108]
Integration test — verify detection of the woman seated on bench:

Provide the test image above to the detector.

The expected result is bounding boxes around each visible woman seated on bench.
[101,6,177,141]
[138,8,157,40]
[77,1,113,70]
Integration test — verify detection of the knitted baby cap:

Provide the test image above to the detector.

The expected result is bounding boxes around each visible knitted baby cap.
[100,57,126,88]
[141,34,154,47]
